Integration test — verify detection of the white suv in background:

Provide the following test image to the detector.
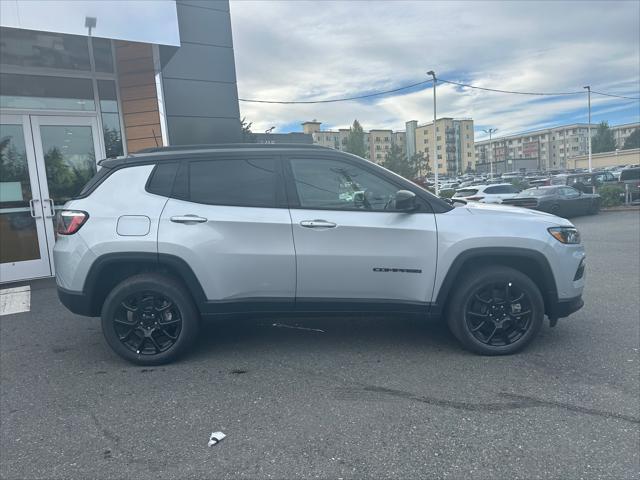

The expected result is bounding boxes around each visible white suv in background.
[54,145,585,365]
[453,183,521,203]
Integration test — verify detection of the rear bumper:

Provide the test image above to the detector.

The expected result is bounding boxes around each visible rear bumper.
[549,295,584,320]
[57,286,96,317]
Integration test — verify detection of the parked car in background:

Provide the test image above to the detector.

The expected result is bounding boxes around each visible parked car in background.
[452,183,520,203]
[619,167,640,201]
[502,186,601,217]
[564,171,618,193]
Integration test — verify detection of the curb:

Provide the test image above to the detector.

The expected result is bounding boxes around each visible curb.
[601,206,640,212]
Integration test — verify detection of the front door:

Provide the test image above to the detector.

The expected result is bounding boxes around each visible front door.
[284,156,438,310]
[0,114,101,283]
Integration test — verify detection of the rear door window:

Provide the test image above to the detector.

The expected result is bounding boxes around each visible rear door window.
[187,158,283,208]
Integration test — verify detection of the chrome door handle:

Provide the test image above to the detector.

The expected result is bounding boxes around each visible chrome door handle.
[43,198,55,218]
[170,215,208,224]
[29,199,41,218]
[300,219,337,228]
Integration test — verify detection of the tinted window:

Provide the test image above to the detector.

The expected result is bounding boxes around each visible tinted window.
[147,162,179,197]
[290,158,400,211]
[0,73,95,111]
[486,185,518,194]
[189,158,279,207]
[561,187,580,197]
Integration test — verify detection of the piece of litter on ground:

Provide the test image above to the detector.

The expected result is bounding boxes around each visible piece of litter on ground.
[0,286,31,316]
[271,322,325,333]
[208,431,226,447]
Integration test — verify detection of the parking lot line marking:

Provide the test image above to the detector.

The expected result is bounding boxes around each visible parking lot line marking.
[0,286,31,316]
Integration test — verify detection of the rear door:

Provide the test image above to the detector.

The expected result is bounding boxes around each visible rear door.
[158,155,296,311]
[284,155,438,311]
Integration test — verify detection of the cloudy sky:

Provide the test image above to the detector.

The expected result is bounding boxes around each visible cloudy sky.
[230,0,640,140]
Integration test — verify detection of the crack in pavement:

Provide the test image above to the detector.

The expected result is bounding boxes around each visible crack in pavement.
[336,385,640,424]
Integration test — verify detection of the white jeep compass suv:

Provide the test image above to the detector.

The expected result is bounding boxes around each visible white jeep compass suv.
[54,144,585,365]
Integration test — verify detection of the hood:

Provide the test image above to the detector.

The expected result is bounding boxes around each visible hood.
[457,201,573,226]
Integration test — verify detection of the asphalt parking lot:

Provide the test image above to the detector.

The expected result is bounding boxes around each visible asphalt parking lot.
[1,210,639,480]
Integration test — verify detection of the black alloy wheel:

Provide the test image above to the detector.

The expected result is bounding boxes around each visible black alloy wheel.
[464,281,532,347]
[101,273,199,365]
[113,292,182,355]
[446,266,544,355]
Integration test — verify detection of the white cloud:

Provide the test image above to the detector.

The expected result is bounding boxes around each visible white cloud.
[230,1,640,137]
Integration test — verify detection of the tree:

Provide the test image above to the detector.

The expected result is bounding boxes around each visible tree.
[383,144,415,179]
[409,152,426,178]
[623,128,640,150]
[241,117,255,143]
[344,119,366,158]
[591,121,616,154]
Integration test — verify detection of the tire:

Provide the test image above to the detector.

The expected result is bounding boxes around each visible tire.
[588,200,600,215]
[549,204,560,216]
[101,273,200,365]
[446,266,544,355]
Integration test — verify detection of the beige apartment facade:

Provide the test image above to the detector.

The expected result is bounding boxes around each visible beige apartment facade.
[409,118,475,175]
[474,122,639,173]
[302,121,405,164]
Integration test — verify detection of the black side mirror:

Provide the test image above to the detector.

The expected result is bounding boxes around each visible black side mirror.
[394,190,418,211]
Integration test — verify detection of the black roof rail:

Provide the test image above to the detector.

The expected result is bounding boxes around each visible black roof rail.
[135,143,330,154]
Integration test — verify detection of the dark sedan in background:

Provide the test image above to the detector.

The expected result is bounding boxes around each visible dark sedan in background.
[502,186,601,217]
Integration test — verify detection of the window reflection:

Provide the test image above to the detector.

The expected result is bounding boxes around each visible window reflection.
[97,80,124,157]
[0,27,91,71]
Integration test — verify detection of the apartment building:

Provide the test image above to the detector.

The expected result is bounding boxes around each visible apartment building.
[612,122,639,149]
[302,121,405,164]
[475,124,589,173]
[407,118,475,175]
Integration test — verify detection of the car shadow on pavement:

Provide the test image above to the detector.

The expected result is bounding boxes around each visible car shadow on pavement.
[188,314,461,361]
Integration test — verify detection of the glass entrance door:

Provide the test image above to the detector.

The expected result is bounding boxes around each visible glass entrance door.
[0,114,51,282]
[0,115,102,283]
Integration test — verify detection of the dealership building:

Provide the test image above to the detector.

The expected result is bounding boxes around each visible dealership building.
[0,0,242,283]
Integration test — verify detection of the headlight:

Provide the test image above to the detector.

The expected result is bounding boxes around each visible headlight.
[548,226,581,244]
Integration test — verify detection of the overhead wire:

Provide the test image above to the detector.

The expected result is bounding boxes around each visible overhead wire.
[238,77,640,104]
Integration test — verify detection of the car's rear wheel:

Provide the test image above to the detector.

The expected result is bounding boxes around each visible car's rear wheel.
[101,273,200,365]
[588,200,600,215]
[447,266,544,355]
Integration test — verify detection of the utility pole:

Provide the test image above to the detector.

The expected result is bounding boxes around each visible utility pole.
[483,128,497,178]
[583,86,592,172]
[427,70,438,195]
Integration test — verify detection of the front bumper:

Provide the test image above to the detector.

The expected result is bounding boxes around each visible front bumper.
[549,294,584,320]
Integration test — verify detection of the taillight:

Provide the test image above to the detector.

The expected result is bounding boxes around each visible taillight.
[57,210,89,235]
[466,196,485,201]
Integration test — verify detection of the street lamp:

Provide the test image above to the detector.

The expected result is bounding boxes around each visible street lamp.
[583,86,592,172]
[427,70,438,195]
[482,128,498,178]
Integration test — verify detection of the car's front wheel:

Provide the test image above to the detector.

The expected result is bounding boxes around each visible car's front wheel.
[101,273,200,365]
[447,266,544,355]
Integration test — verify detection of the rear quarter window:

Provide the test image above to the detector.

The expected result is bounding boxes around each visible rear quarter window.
[146,162,179,197]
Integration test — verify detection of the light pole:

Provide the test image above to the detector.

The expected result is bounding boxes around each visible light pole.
[427,70,438,195]
[483,128,497,177]
[584,86,592,172]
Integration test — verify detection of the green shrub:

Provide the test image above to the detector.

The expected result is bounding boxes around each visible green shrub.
[510,179,530,192]
[598,185,624,207]
[439,189,455,199]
